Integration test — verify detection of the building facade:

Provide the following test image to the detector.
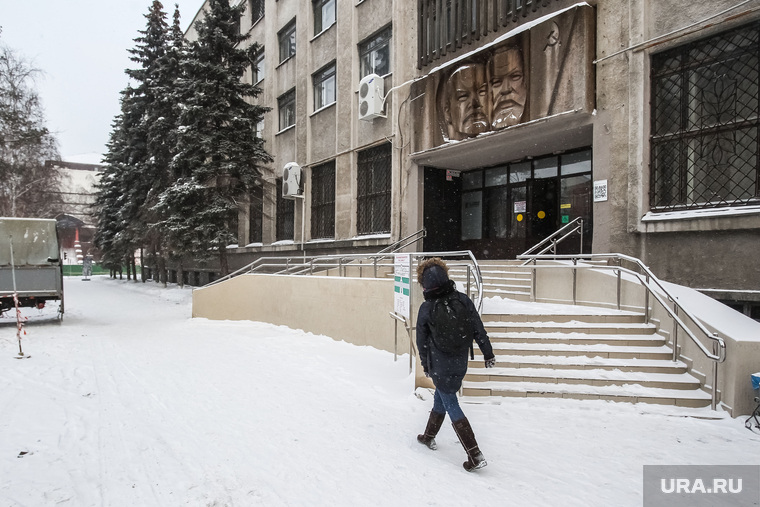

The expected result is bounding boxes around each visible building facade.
[186,0,760,317]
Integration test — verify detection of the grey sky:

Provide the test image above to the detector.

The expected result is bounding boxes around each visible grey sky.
[0,0,199,163]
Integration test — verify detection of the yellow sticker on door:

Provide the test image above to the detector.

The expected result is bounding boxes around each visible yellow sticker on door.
[537,211,546,219]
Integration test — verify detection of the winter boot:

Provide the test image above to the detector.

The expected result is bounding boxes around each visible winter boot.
[417,410,445,450]
[452,417,487,471]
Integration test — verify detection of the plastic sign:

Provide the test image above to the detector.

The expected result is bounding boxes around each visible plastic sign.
[393,254,411,319]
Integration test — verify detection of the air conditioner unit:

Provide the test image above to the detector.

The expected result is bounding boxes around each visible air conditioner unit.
[358,73,385,121]
[282,162,302,199]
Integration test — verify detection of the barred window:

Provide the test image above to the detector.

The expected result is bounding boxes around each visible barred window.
[278,19,296,63]
[249,184,263,244]
[251,0,265,24]
[313,62,336,111]
[278,88,295,131]
[357,143,392,235]
[311,161,336,239]
[650,22,760,211]
[276,179,295,241]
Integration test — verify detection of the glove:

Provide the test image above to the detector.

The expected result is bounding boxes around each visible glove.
[484,355,496,368]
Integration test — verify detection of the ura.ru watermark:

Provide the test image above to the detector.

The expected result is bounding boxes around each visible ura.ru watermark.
[644,465,759,506]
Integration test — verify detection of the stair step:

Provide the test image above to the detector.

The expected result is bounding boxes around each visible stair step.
[460,381,712,407]
[464,367,701,390]
[488,332,664,347]
[482,313,645,324]
[487,343,673,360]
[485,321,657,334]
[469,354,688,373]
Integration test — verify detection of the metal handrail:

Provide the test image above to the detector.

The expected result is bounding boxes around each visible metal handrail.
[520,217,584,265]
[517,252,726,410]
[376,228,427,255]
[202,249,484,311]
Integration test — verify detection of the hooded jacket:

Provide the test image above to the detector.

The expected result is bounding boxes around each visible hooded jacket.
[416,262,494,394]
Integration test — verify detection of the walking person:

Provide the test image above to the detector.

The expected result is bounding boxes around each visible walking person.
[415,258,496,471]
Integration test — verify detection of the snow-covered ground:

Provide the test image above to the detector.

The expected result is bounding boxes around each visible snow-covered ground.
[1,277,758,506]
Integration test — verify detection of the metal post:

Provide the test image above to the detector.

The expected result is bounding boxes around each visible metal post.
[711,336,719,411]
[644,274,650,324]
[579,219,584,254]
[572,259,577,305]
[373,257,378,278]
[9,237,26,357]
[672,306,679,361]
[466,264,472,299]
[531,260,537,302]
[616,268,622,310]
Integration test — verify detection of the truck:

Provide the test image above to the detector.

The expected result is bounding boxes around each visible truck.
[0,217,64,318]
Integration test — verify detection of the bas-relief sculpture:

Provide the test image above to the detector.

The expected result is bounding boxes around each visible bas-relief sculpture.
[438,42,527,141]
[427,6,593,146]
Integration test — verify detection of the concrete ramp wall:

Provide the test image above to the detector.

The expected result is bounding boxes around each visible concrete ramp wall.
[192,274,411,355]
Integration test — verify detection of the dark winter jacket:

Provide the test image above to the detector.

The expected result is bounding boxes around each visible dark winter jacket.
[416,265,494,394]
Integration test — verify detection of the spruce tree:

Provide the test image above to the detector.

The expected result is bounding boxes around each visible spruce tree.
[161,0,271,276]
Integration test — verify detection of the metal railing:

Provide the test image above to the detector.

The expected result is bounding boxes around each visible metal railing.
[520,217,584,264]
[517,252,727,410]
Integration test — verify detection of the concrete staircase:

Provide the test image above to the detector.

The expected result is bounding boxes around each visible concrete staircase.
[460,308,712,408]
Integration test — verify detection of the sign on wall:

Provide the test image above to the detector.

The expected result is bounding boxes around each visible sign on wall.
[593,179,608,202]
[393,254,411,319]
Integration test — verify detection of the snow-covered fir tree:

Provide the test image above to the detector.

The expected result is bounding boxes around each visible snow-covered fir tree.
[158,0,271,276]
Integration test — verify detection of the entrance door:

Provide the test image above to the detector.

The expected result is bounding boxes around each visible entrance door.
[527,178,558,251]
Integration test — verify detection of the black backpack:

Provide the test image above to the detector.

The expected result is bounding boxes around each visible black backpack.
[429,291,475,357]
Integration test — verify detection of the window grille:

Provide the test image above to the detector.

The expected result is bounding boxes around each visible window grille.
[417,0,559,68]
[276,180,295,241]
[251,0,265,24]
[249,184,263,244]
[650,22,760,211]
[311,161,336,239]
[357,143,392,235]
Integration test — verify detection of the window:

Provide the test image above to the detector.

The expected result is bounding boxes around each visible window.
[650,22,760,211]
[313,63,336,111]
[254,118,264,139]
[250,0,265,24]
[314,0,336,34]
[278,89,296,130]
[357,143,392,235]
[276,180,295,241]
[252,49,265,84]
[359,26,391,78]
[311,161,336,239]
[278,19,296,63]
[249,184,263,244]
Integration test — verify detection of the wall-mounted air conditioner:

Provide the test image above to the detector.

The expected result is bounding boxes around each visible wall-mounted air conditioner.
[282,162,302,199]
[358,73,384,121]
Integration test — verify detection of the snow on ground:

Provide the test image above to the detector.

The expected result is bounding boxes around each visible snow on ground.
[1,277,758,506]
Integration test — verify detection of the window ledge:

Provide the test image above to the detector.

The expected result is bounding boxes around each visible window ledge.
[641,205,760,233]
[276,55,295,69]
[310,102,336,117]
[311,22,336,42]
[276,124,296,136]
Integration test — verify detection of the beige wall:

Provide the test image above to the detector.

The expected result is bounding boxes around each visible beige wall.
[192,273,413,356]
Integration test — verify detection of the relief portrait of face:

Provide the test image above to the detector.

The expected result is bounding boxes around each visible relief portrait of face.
[488,46,526,130]
[443,63,489,139]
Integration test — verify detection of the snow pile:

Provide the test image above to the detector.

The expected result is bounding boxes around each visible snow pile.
[0,277,758,506]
